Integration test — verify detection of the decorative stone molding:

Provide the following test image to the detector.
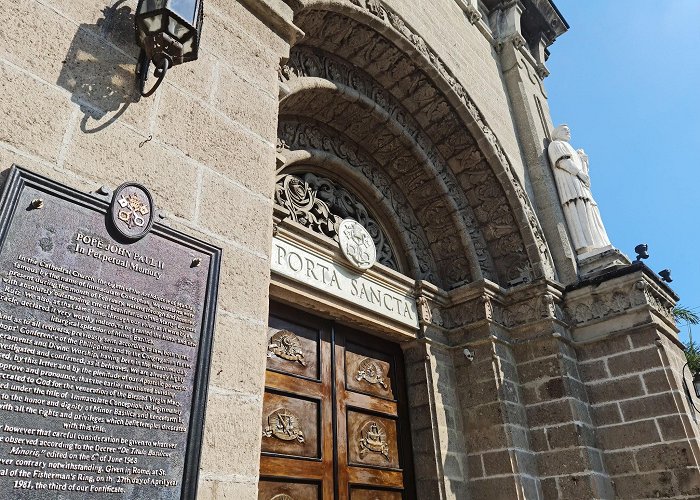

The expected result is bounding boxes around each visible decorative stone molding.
[279,48,489,284]
[278,121,437,281]
[563,265,678,341]
[495,33,527,54]
[289,3,556,283]
[275,172,398,270]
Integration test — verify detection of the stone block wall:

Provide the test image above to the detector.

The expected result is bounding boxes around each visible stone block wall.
[0,0,293,496]
[579,328,700,498]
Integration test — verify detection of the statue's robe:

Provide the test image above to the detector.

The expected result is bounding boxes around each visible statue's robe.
[548,139,610,254]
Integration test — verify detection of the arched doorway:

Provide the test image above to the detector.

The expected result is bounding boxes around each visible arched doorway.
[260,1,557,498]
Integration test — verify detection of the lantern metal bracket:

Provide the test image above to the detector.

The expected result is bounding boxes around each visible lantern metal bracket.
[137,49,171,98]
[682,362,700,413]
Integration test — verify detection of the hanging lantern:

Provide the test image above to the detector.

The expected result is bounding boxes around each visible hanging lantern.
[135,0,204,97]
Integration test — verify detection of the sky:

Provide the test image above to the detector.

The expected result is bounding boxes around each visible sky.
[544,1,700,343]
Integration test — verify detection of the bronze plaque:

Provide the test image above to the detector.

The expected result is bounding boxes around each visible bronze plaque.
[0,167,221,499]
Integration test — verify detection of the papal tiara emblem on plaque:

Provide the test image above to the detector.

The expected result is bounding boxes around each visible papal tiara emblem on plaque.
[109,182,155,241]
[338,219,376,270]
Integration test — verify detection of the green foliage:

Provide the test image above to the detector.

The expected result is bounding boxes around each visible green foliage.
[676,304,700,374]
[686,340,700,375]
[673,305,700,327]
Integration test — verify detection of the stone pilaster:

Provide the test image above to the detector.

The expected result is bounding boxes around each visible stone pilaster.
[567,264,700,498]
[492,0,578,284]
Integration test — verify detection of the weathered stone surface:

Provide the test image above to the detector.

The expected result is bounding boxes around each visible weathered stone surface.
[0,62,72,162]
[200,392,263,477]
[210,313,268,395]
[64,122,199,219]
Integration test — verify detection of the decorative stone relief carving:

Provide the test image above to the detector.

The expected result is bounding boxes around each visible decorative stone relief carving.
[278,120,435,280]
[267,330,307,366]
[356,358,388,389]
[263,409,305,443]
[312,1,557,279]
[275,172,398,270]
[564,279,674,326]
[280,47,495,283]
[359,421,390,460]
[338,219,377,269]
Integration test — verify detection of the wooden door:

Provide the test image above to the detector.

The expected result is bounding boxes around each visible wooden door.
[259,303,414,500]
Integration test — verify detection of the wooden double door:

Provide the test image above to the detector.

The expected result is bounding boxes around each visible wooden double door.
[258,303,415,499]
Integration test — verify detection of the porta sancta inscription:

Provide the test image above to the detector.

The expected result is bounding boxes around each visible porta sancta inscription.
[0,167,221,499]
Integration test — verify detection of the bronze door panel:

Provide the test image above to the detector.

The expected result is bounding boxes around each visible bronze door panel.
[260,303,414,499]
[345,348,395,400]
[346,411,400,469]
[268,315,321,380]
[350,488,402,500]
[261,391,320,458]
[258,480,320,500]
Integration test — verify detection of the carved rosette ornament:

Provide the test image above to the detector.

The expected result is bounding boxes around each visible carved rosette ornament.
[359,421,390,460]
[271,495,295,500]
[263,408,305,443]
[267,330,307,366]
[338,219,377,270]
[356,358,388,389]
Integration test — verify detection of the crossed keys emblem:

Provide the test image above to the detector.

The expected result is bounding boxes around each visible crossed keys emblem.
[263,408,305,444]
[117,193,150,228]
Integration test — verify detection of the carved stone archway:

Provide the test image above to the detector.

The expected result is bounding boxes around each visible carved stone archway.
[278,1,556,289]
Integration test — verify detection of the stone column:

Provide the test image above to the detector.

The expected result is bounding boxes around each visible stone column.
[445,284,543,499]
[492,1,578,284]
[505,284,614,498]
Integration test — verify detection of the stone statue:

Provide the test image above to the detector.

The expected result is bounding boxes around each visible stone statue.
[548,124,611,255]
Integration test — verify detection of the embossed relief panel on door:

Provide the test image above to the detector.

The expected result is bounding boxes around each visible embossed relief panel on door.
[258,480,320,500]
[346,411,400,469]
[267,316,320,380]
[350,488,403,500]
[261,391,320,459]
[345,345,395,400]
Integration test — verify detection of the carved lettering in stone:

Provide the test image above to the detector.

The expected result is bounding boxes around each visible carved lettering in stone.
[263,409,305,443]
[359,421,389,460]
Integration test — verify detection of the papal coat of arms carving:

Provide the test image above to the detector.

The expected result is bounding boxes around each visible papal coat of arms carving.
[267,330,307,366]
[263,408,305,443]
[109,182,155,241]
[356,357,388,389]
[359,420,389,460]
[338,219,376,270]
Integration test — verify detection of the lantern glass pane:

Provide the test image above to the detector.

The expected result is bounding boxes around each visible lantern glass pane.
[142,14,164,34]
[168,16,190,40]
[181,37,194,57]
[139,0,167,14]
[170,0,198,24]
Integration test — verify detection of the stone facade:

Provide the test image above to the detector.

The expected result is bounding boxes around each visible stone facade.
[1,0,698,499]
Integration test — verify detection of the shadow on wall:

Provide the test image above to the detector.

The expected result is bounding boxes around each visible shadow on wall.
[56,0,140,134]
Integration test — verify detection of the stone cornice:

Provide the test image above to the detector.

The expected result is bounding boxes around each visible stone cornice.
[238,0,305,46]
[564,264,678,342]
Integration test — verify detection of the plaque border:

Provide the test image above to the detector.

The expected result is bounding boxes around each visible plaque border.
[0,165,222,500]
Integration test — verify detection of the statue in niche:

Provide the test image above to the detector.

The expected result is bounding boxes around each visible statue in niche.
[548,124,611,255]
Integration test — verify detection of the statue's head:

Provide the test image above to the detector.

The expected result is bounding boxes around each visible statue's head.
[552,124,571,142]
